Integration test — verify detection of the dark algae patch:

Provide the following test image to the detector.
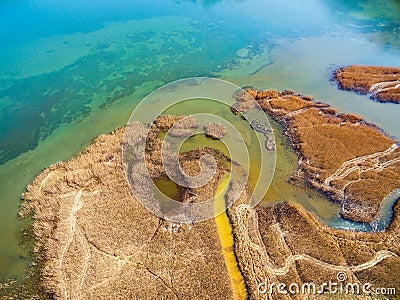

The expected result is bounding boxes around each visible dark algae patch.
[0,20,262,165]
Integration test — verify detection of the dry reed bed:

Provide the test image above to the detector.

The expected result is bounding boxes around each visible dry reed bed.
[235,87,400,223]
[21,116,234,299]
[334,65,400,103]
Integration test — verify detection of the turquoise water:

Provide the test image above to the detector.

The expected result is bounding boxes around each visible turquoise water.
[327,188,400,232]
[1,0,400,287]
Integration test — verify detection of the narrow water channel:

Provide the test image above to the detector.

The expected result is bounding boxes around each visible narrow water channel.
[214,172,247,300]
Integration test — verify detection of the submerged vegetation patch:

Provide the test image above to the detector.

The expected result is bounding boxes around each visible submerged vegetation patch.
[0,18,264,165]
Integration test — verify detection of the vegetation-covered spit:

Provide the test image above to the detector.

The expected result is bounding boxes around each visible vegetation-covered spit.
[334,65,400,104]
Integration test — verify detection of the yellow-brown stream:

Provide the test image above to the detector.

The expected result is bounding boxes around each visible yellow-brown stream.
[214,172,247,300]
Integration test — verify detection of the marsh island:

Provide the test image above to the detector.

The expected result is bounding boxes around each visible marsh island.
[20,87,400,299]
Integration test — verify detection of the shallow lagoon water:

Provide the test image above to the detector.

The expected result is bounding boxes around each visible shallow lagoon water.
[0,0,400,287]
